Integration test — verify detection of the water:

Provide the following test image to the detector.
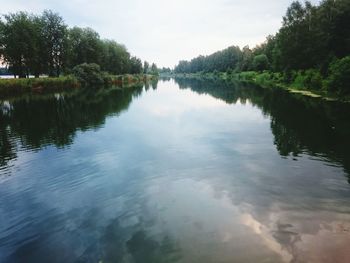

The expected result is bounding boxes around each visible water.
[1,78,350,263]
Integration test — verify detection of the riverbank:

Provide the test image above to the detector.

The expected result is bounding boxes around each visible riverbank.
[0,74,157,98]
[172,72,350,102]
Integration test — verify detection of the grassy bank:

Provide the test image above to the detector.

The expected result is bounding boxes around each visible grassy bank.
[230,71,348,101]
[0,76,80,97]
[173,71,350,102]
[0,74,157,98]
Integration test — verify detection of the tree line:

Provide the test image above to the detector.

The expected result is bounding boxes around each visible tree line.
[174,0,350,95]
[0,10,158,78]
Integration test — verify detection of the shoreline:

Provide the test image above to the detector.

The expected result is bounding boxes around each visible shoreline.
[0,74,158,99]
[170,72,350,103]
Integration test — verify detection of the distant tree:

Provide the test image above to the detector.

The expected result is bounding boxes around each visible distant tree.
[238,46,253,72]
[143,61,149,74]
[150,63,158,75]
[159,67,172,74]
[173,0,350,96]
[129,56,143,74]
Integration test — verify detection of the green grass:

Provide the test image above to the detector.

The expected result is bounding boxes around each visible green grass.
[0,76,80,97]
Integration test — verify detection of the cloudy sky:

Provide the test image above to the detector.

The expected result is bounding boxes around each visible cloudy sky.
[2,0,321,68]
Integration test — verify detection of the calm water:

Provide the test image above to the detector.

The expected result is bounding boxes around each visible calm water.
[1,79,350,263]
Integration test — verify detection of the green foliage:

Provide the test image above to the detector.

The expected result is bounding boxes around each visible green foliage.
[252,54,269,71]
[0,12,41,78]
[0,10,146,79]
[159,67,172,74]
[291,71,307,90]
[304,69,323,90]
[327,56,350,95]
[143,61,149,74]
[236,71,257,81]
[41,10,67,77]
[150,63,159,75]
[129,56,143,74]
[0,76,79,97]
[287,69,324,90]
[174,46,242,73]
[174,0,350,96]
[226,68,234,75]
[100,40,131,74]
[72,63,109,87]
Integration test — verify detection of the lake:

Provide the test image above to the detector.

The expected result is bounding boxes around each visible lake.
[1,78,350,263]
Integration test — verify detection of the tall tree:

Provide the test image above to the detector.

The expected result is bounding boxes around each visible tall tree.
[143,61,149,74]
[129,56,143,74]
[100,40,130,74]
[66,27,106,71]
[41,10,67,77]
[150,63,158,75]
[1,12,40,78]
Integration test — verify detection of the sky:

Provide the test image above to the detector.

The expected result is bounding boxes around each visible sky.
[1,0,321,68]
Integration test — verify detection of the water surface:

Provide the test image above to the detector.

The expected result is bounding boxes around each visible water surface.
[1,79,350,263]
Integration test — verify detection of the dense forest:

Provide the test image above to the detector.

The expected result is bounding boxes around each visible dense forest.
[174,0,350,95]
[0,10,158,78]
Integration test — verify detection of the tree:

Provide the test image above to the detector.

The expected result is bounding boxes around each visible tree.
[129,56,142,74]
[100,40,130,74]
[327,56,350,95]
[150,63,158,75]
[41,10,67,77]
[0,10,149,78]
[1,12,41,78]
[0,20,5,65]
[66,27,103,70]
[238,46,253,72]
[253,54,269,71]
[72,63,108,87]
[143,61,149,74]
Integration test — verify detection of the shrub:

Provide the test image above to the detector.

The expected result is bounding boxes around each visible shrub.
[304,69,323,90]
[282,70,295,84]
[255,71,279,87]
[240,71,257,81]
[72,63,109,87]
[253,54,270,72]
[326,56,350,95]
[226,68,234,75]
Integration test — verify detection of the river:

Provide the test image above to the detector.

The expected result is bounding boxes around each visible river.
[1,78,350,262]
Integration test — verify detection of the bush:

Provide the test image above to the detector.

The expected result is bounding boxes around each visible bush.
[282,70,295,84]
[72,63,110,87]
[238,71,257,81]
[327,56,350,95]
[291,71,306,89]
[290,70,323,90]
[304,69,323,90]
[253,54,270,72]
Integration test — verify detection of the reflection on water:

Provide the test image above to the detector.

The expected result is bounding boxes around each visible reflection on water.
[0,79,350,263]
